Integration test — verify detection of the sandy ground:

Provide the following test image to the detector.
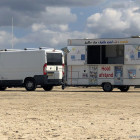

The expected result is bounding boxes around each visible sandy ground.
[0,87,139,140]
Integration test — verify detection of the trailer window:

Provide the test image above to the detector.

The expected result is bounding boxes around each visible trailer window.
[87,45,124,64]
[47,53,62,65]
[105,45,124,64]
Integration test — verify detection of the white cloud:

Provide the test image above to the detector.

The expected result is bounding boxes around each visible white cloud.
[0,0,103,11]
[32,23,46,32]
[86,6,140,37]
[41,7,77,25]
[49,24,69,32]
[58,24,68,32]
[0,31,19,49]
[0,6,77,28]
[0,0,100,27]
[30,7,76,32]
[16,29,98,49]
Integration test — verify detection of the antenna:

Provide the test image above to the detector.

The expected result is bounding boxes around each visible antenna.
[12,17,14,49]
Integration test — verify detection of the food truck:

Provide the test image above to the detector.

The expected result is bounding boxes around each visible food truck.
[64,36,140,92]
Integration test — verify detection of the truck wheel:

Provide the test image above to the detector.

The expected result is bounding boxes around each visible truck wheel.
[43,86,53,91]
[102,83,113,92]
[25,79,36,91]
[0,87,7,91]
[119,86,130,92]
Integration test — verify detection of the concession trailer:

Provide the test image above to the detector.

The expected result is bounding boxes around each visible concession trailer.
[64,36,140,92]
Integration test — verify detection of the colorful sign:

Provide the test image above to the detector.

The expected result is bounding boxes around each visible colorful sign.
[128,69,136,79]
[114,66,123,85]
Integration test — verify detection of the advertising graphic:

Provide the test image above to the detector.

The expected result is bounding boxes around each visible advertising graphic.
[114,66,123,85]
[89,66,98,85]
[128,69,136,79]
[125,45,140,64]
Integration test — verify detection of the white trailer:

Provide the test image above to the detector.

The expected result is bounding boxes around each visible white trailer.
[64,36,140,92]
[0,48,64,91]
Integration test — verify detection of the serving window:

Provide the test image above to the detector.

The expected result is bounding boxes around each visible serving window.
[87,45,124,64]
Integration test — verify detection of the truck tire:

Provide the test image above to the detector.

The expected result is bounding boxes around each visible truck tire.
[24,79,36,91]
[0,87,7,91]
[119,86,130,92]
[102,83,113,92]
[43,86,53,91]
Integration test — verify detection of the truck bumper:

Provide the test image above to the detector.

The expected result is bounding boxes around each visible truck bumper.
[34,75,62,86]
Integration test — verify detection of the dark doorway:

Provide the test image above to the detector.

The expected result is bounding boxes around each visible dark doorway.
[87,45,100,64]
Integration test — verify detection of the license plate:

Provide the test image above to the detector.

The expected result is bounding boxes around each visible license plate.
[47,73,54,76]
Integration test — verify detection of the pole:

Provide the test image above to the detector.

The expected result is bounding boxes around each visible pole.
[12,17,14,49]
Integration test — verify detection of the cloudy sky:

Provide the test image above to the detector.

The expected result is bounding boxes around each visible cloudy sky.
[0,0,140,49]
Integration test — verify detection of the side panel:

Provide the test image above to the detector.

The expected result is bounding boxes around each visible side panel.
[66,64,140,86]
[0,51,45,80]
[123,44,140,85]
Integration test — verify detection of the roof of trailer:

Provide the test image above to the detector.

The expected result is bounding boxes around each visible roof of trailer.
[68,36,140,40]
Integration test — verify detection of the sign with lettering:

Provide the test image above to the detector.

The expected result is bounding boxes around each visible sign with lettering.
[84,40,128,45]
[68,39,131,46]
[98,66,114,78]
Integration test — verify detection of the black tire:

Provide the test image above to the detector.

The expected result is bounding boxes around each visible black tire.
[24,79,36,91]
[102,83,113,92]
[0,87,7,91]
[43,86,53,91]
[119,86,130,92]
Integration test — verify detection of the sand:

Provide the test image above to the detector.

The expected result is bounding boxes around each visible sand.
[0,86,139,140]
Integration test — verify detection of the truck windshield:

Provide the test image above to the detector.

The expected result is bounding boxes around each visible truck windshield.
[47,53,62,65]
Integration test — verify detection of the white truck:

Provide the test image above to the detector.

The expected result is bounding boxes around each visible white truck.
[64,36,140,92]
[0,48,64,91]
